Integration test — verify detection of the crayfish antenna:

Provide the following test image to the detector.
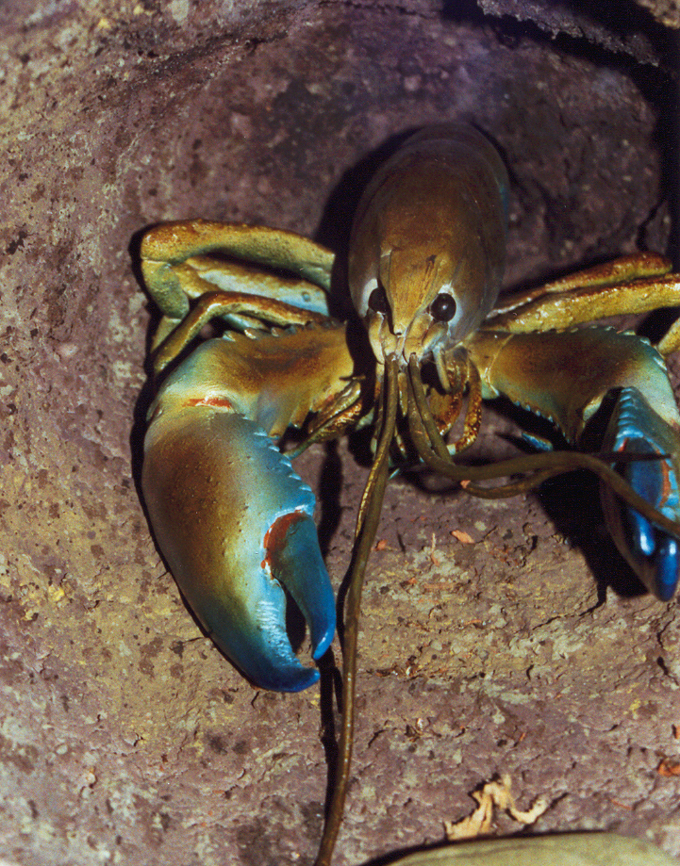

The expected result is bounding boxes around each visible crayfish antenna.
[314,355,399,866]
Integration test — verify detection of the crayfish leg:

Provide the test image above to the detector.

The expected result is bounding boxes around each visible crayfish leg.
[141,219,335,321]
[485,252,678,332]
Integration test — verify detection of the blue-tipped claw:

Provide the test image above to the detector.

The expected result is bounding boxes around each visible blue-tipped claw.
[264,513,336,663]
[205,511,335,691]
[142,389,336,692]
[220,511,335,692]
[601,387,680,601]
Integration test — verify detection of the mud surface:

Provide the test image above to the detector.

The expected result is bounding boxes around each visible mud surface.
[1,1,680,864]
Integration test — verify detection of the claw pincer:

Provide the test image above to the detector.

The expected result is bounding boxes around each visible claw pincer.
[142,335,337,691]
[601,386,680,601]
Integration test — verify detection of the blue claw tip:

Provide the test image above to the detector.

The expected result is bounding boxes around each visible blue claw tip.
[626,506,680,601]
[196,510,336,693]
[208,510,335,693]
[656,537,679,602]
[266,512,336,662]
[604,388,680,601]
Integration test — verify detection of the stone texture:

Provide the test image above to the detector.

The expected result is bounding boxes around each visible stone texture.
[1,1,679,865]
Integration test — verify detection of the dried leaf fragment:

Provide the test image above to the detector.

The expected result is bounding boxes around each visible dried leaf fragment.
[657,757,680,776]
[444,774,548,841]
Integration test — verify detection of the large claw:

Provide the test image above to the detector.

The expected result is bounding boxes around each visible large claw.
[467,327,680,601]
[600,387,680,601]
[142,400,335,692]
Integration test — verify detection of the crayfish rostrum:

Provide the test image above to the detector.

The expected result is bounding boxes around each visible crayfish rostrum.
[138,124,680,864]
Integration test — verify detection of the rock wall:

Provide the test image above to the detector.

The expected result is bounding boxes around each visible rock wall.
[1,2,679,864]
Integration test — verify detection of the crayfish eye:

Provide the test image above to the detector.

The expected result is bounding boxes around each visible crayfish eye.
[367,284,390,316]
[430,292,457,322]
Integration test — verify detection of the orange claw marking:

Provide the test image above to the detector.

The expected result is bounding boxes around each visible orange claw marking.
[187,395,234,410]
[261,509,308,574]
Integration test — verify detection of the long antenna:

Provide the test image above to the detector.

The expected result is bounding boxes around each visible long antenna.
[314,356,399,866]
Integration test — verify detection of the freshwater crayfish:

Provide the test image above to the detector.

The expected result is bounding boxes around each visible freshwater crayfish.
[139,124,680,865]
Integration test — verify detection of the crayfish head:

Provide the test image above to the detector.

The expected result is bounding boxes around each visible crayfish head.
[357,245,473,370]
[348,123,508,371]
